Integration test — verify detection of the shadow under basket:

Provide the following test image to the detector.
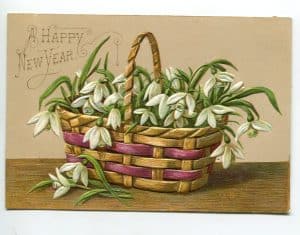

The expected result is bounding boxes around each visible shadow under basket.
[57,32,223,193]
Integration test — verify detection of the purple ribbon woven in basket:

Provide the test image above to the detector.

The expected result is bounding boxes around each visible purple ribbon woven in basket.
[63,132,219,160]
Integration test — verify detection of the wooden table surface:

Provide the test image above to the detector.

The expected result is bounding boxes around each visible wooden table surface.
[6,159,289,213]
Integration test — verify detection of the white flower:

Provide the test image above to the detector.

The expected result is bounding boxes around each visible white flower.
[235,120,272,141]
[71,95,90,108]
[75,70,82,78]
[52,168,71,199]
[143,81,161,101]
[185,93,196,116]
[48,173,61,189]
[211,143,244,169]
[80,80,98,94]
[134,108,157,125]
[229,81,244,93]
[195,105,234,128]
[71,95,105,113]
[107,108,121,130]
[164,111,189,128]
[59,162,88,187]
[146,94,169,119]
[27,111,60,137]
[94,83,110,103]
[166,67,180,90]
[83,126,112,149]
[112,73,126,84]
[204,71,235,96]
[174,100,185,120]
[215,71,235,82]
[104,92,123,106]
[164,111,175,127]
[167,92,196,116]
[80,81,110,104]
[82,101,94,115]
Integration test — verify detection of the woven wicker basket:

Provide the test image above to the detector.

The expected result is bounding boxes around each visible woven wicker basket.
[57,32,223,193]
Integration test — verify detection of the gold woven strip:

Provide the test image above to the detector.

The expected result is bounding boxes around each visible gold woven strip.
[65,143,216,169]
[177,181,191,193]
[190,174,209,191]
[88,168,210,193]
[133,177,178,192]
[151,146,164,180]
[56,107,79,120]
[196,132,222,148]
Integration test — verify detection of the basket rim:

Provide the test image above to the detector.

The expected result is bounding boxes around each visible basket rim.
[56,106,221,133]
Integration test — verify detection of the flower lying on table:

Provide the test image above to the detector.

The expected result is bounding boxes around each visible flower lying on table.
[28,36,281,203]
[29,155,132,205]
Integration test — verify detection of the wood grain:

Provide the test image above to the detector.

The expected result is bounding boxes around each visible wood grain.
[6,159,289,213]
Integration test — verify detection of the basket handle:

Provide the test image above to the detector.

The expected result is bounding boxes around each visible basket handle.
[123,32,162,124]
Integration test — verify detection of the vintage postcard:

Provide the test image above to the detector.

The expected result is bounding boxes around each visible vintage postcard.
[6,14,291,213]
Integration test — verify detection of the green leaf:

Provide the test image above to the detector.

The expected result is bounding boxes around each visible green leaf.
[45,98,79,113]
[79,154,121,201]
[125,122,138,134]
[88,179,131,195]
[45,98,70,106]
[210,59,238,71]
[96,69,115,82]
[60,86,70,103]
[79,36,110,89]
[104,52,109,70]
[71,76,79,99]
[87,58,101,79]
[176,68,190,82]
[135,66,151,83]
[212,64,226,72]
[75,189,107,205]
[190,65,209,87]
[221,126,236,137]
[223,99,260,118]
[227,87,281,114]
[28,180,52,193]
[188,67,193,76]
[39,76,72,109]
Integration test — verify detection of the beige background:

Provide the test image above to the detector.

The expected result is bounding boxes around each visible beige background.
[6,14,291,161]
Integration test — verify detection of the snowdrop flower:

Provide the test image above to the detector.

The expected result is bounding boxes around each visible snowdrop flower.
[71,95,104,113]
[104,92,123,106]
[229,81,244,93]
[164,111,189,128]
[71,95,90,108]
[195,105,234,128]
[204,71,235,96]
[80,81,110,104]
[107,108,121,130]
[75,70,82,78]
[82,101,94,115]
[27,111,60,137]
[143,81,161,101]
[80,80,98,94]
[166,67,180,90]
[146,94,169,119]
[48,173,61,189]
[112,73,126,84]
[51,168,71,199]
[83,126,112,149]
[59,162,88,187]
[210,143,244,169]
[134,108,158,125]
[235,120,272,141]
[167,92,196,116]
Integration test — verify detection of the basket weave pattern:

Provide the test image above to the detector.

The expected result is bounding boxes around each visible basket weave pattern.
[58,32,223,193]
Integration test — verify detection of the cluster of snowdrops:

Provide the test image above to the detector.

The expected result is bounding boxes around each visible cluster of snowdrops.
[28,36,280,202]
